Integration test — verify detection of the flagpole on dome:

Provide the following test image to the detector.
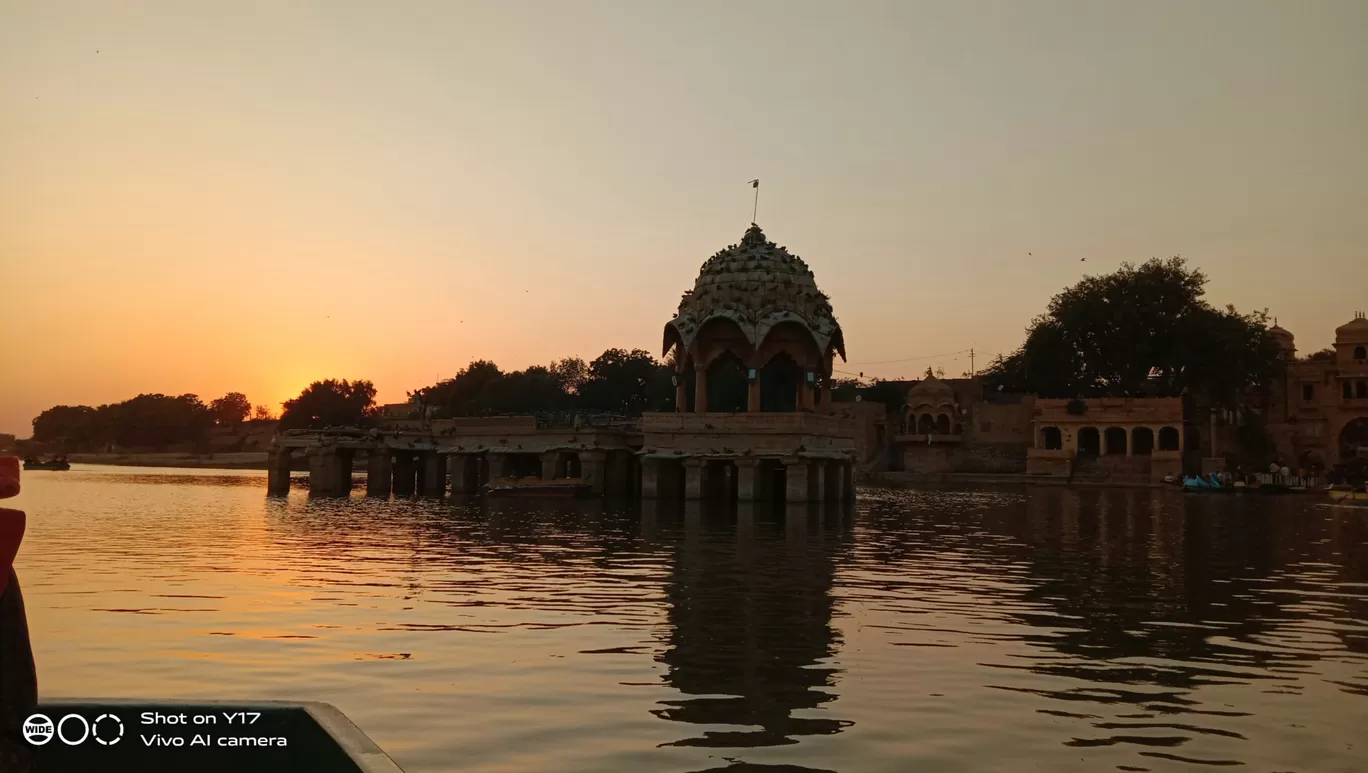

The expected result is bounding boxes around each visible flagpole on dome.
[748,179,759,224]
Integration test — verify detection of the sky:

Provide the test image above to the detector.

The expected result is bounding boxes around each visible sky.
[2,0,1365,436]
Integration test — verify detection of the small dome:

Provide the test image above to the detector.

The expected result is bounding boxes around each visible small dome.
[1269,322,1295,350]
[664,224,845,360]
[1335,313,1368,343]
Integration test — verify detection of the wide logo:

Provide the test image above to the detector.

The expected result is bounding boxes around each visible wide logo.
[23,712,125,746]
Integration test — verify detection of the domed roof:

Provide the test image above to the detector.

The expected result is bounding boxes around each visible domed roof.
[664,224,845,361]
[1335,313,1368,342]
[1269,320,1295,349]
[907,376,956,406]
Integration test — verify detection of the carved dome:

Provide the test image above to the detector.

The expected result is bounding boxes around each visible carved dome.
[1335,313,1368,343]
[664,224,845,361]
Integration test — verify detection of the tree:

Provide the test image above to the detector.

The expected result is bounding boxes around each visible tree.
[420,360,505,417]
[1301,348,1336,363]
[251,404,276,421]
[32,405,99,447]
[279,379,379,429]
[488,366,569,414]
[209,392,251,426]
[549,357,588,395]
[579,348,671,414]
[981,257,1282,408]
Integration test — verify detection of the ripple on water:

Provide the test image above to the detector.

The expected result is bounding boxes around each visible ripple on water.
[10,469,1368,773]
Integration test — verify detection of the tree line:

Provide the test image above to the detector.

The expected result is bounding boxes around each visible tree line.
[29,392,272,451]
[277,348,676,429]
[26,259,1288,448]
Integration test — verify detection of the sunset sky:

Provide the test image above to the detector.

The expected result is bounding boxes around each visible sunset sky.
[2,0,1365,436]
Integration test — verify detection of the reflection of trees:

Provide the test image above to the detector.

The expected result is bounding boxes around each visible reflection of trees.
[652,503,853,752]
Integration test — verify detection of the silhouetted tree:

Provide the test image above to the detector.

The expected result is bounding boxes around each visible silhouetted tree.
[550,357,588,395]
[279,380,378,429]
[981,257,1282,408]
[209,392,251,426]
[1301,348,1335,363]
[420,360,505,417]
[579,348,670,415]
[251,404,275,421]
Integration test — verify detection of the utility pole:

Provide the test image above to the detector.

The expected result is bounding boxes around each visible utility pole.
[969,348,975,377]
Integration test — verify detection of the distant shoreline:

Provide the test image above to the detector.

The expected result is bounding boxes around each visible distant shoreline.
[67,452,273,470]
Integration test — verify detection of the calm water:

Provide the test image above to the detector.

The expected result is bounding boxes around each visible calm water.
[11,465,1368,772]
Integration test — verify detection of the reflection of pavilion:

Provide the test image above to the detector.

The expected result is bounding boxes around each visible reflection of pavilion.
[652,504,852,749]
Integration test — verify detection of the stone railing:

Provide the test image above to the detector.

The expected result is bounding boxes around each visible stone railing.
[641,412,850,436]
[893,433,964,444]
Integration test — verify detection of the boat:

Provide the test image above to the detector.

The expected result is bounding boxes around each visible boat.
[25,699,404,772]
[1182,473,1233,492]
[22,457,70,471]
[485,476,590,498]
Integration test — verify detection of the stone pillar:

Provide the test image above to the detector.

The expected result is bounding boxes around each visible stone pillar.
[640,457,661,499]
[421,452,447,497]
[540,451,559,480]
[366,449,391,497]
[694,366,708,413]
[579,450,608,495]
[308,447,346,497]
[843,460,856,503]
[736,458,760,501]
[812,461,826,503]
[683,458,706,500]
[267,448,293,496]
[747,377,761,413]
[450,454,478,495]
[784,457,811,503]
[392,453,417,497]
[487,452,509,481]
[1124,426,1132,457]
[675,377,687,413]
[826,460,845,503]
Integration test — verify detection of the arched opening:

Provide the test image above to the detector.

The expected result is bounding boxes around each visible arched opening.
[760,352,802,412]
[681,356,697,412]
[917,413,935,434]
[1132,427,1154,456]
[1078,427,1100,456]
[706,352,749,413]
[1340,417,1368,462]
[1104,427,1128,455]
[1158,426,1180,451]
[934,414,951,434]
[1041,426,1062,450]
[1355,345,1367,360]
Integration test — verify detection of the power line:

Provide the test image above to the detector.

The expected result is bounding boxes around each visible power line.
[843,348,971,367]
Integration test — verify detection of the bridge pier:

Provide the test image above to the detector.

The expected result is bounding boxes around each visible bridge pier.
[421,452,446,497]
[367,449,392,498]
[392,453,417,497]
[307,447,352,497]
[267,448,293,496]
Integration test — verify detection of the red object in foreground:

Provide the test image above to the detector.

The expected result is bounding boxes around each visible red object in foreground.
[0,457,21,598]
[0,456,36,772]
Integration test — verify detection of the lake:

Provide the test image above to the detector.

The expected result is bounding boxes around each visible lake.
[11,465,1368,772]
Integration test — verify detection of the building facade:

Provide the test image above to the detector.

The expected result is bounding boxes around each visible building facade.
[1266,313,1368,468]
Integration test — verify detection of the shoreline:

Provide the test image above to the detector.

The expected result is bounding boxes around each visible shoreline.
[67,452,273,470]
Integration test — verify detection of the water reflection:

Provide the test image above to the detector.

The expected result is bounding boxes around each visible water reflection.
[651,501,853,752]
[14,469,1368,773]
